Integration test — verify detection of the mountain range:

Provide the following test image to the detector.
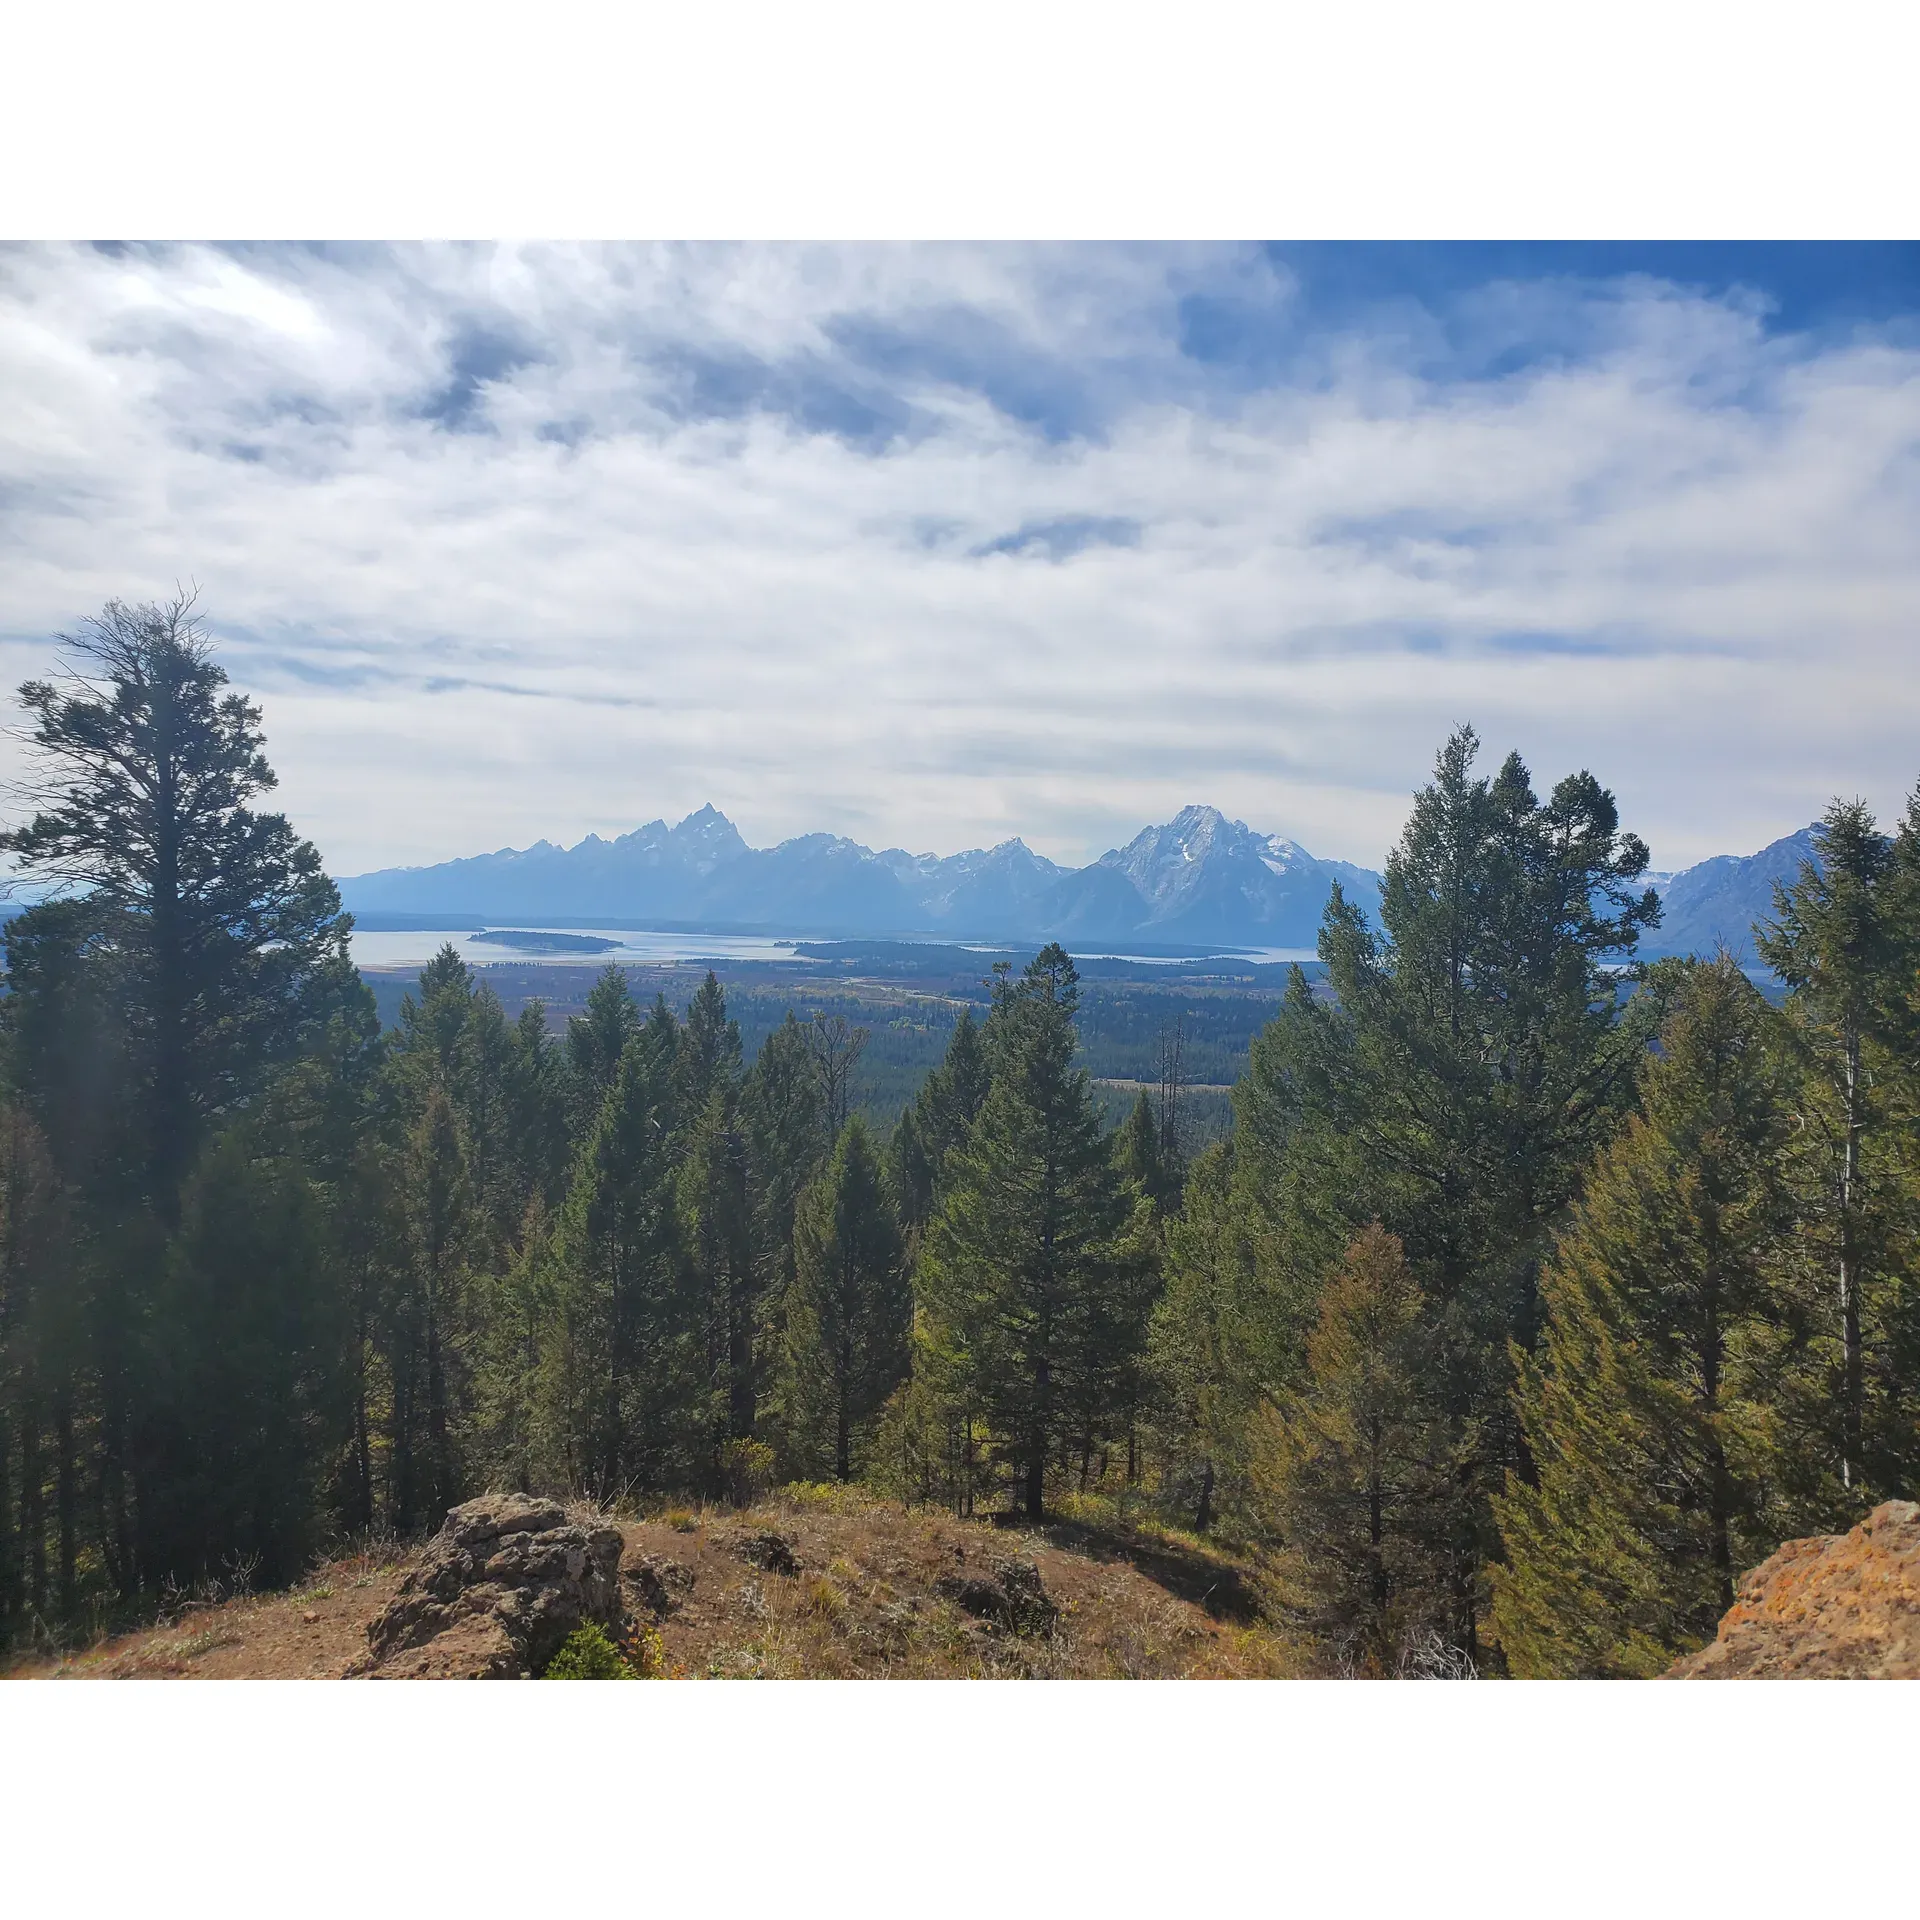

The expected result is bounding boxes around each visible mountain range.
[339,805,1822,960]
[341,804,1387,950]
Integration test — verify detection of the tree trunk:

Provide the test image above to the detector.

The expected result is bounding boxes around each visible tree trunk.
[1027,1350,1051,1520]
[55,1398,77,1620]
[149,676,192,1216]
[1839,1025,1863,1491]
[836,1329,854,1481]
[1367,1418,1388,1633]
[1194,1458,1214,1533]
[392,1341,417,1535]
[21,1405,45,1616]
[728,1268,755,1441]
[0,1411,13,1630]
[352,1308,374,1534]
[1701,1233,1735,1615]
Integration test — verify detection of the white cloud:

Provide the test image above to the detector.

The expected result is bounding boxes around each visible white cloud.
[0,241,1915,878]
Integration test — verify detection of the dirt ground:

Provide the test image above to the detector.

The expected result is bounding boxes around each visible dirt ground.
[5,1488,1298,1680]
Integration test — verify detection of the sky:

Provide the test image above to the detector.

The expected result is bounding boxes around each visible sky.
[1,239,1917,879]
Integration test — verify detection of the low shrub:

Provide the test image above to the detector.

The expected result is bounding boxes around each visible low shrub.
[720,1438,775,1507]
[541,1623,632,1679]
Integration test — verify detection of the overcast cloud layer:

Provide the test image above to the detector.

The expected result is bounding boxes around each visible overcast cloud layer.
[2,240,1916,877]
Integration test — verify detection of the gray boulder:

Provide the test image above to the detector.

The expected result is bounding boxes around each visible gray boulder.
[352,1493,625,1679]
[935,1557,1057,1636]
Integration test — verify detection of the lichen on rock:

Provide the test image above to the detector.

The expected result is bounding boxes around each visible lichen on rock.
[1668,1500,1920,1680]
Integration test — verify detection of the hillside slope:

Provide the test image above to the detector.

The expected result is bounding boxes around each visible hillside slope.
[9,1490,1293,1680]
[1641,826,1818,961]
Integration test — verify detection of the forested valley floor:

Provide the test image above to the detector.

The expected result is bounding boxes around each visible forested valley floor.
[5,596,1920,1680]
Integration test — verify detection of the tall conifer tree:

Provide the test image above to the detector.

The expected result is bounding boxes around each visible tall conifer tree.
[1254,1225,1457,1671]
[778,1118,907,1480]
[1757,800,1919,1499]
[1493,959,1801,1675]
[917,946,1129,1518]
[545,1038,688,1495]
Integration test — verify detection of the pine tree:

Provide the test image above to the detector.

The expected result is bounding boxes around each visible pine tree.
[890,1007,990,1233]
[139,1127,346,1588]
[0,596,369,1592]
[1232,725,1661,1649]
[639,993,682,1137]
[1492,958,1802,1676]
[1254,1225,1458,1672]
[505,1000,572,1216]
[0,594,360,1203]
[1756,799,1918,1501]
[472,1197,556,1497]
[545,1038,688,1496]
[1145,1139,1274,1528]
[679,1084,755,1454]
[778,1119,907,1481]
[387,1085,477,1530]
[917,946,1130,1519]
[1114,1089,1171,1213]
[742,1012,826,1368]
[679,970,743,1122]
[567,966,642,1136]
[0,1102,79,1628]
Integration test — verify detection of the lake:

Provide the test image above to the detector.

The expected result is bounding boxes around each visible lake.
[347,923,1324,974]
[349,926,826,970]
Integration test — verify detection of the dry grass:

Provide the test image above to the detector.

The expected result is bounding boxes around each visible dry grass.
[618,1487,1300,1679]
[6,1486,1302,1680]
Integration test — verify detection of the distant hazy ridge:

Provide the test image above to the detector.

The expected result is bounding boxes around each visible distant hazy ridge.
[340,804,1820,958]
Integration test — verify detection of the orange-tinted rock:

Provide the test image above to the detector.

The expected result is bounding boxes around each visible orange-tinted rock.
[1668,1500,1920,1679]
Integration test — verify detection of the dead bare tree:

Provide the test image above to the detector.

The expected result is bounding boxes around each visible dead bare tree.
[804,1012,869,1136]
[1155,1013,1187,1176]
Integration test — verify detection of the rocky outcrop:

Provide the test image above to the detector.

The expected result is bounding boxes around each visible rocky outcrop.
[1668,1500,1920,1679]
[626,1554,696,1619]
[352,1494,625,1679]
[733,1530,799,1576]
[934,1557,1058,1636]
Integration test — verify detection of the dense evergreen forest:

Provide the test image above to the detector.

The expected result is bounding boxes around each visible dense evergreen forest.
[4,596,1918,1675]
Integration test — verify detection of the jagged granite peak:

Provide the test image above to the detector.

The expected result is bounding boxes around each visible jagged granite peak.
[666,803,750,871]
[1077,804,1381,942]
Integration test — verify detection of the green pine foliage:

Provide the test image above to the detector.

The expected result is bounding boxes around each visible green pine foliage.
[566,966,643,1134]
[1113,1090,1172,1213]
[741,1012,827,1340]
[1253,1225,1459,1673]
[889,1007,989,1234]
[773,1118,907,1481]
[138,1129,346,1588]
[544,1037,691,1497]
[1229,727,1665,1658]
[1492,958,1805,1675]
[540,1620,633,1678]
[1757,801,1920,1507]
[916,947,1136,1519]
[1144,1139,1269,1530]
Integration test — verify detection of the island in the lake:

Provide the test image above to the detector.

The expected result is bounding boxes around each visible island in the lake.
[468,928,622,955]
